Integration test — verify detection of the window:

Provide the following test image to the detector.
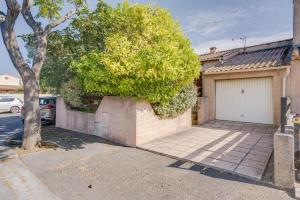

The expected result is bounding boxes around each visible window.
[39,98,56,105]
[39,98,50,105]
[0,97,15,102]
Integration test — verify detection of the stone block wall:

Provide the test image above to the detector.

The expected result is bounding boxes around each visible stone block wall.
[197,97,208,125]
[274,128,295,189]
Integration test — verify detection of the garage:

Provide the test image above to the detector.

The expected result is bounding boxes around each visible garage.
[215,77,273,124]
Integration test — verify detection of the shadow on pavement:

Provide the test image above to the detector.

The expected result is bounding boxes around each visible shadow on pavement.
[167,159,295,199]
[40,126,123,151]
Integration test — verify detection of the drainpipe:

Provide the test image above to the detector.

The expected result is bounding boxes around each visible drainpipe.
[282,66,291,97]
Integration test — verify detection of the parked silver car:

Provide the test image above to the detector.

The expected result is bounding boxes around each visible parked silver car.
[21,96,56,124]
[0,96,23,113]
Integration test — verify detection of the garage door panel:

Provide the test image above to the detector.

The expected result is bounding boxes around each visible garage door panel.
[216,77,273,124]
[216,79,244,122]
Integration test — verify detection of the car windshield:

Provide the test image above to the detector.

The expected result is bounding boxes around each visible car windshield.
[39,98,56,105]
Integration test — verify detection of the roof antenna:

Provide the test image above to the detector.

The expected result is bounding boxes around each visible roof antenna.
[232,35,247,50]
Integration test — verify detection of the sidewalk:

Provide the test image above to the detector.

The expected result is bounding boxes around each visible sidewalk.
[0,157,59,200]
[0,115,59,200]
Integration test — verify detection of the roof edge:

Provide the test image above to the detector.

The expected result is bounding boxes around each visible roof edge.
[199,38,293,57]
[203,65,290,75]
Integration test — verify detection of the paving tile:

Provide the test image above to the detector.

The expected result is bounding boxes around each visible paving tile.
[241,126,255,132]
[229,146,251,154]
[253,128,267,134]
[223,150,247,158]
[231,126,243,131]
[261,134,274,139]
[240,139,258,146]
[252,145,273,153]
[232,121,245,126]
[255,142,273,149]
[212,160,237,171]
[249,149,272,157]
[189,153,212,163]
[218,154,244,164]
[259,138,274,144]
[163,150,182,157]
[198,157,216,166]
[245,153,270,163]
[235,165,264,180]
[195,150,222,159]
[177,151,193,158]
[236,143,253,149]
[240,158,266,169]
[266,129,277,134]
[211,146,232,154]
[138,120,273,181]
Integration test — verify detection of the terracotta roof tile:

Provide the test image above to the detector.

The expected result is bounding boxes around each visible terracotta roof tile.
[200,49,239,62]
[203,46,292,73]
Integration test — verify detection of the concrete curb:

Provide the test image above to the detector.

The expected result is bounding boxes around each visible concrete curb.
[0,157,60,200]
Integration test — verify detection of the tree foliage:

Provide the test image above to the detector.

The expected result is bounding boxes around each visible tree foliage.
[21,31,75,93]
[71,2,200,104]
[22,1,200,116]
[60,79,83,108]
[0,0,85,150]
[152,83,197,118]
[22,1,110,93]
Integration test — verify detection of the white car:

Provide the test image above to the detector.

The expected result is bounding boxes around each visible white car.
[0,96,23,113]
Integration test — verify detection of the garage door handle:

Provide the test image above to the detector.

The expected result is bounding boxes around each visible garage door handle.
[241,89,244,94]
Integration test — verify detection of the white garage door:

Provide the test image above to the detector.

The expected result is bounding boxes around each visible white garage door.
[216,77,273,124]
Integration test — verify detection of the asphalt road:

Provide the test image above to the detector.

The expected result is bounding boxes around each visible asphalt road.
[21,128,294,200]
[0,113,23,144]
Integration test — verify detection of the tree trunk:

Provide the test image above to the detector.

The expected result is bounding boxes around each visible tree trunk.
[22,73,41,150]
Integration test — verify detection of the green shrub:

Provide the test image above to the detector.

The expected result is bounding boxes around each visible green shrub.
[60,79,84,108]
[152,83,197,118]
[71,2,200,105]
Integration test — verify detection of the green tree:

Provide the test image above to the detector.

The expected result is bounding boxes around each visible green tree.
[72,2,200,105]
[22,1,112,94]
[0,0,85,150]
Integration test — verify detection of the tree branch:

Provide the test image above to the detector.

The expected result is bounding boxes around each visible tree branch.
[21,0,42,34]
[1,0,30,76]
[32,34,47,78]
[44,8,78,34]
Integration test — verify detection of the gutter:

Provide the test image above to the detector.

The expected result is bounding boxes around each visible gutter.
[282,65,291,97]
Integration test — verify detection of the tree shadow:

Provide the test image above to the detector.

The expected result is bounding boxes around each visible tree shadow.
[167,159,294,198]
[163,121,295,198]
[40,126,123,151]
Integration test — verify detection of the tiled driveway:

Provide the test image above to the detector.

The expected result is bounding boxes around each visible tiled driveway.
[139,120,278,180]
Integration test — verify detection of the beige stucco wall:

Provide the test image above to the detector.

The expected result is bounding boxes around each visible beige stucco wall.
[197,97,208,125]
[56,96,192,147]
[94,96,137,146]
[135,101,191,146]
[56,98,95,134]
[287,59,300,114]
[202,68,288,125]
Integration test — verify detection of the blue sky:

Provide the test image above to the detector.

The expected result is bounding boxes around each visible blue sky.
[0,0,293,76]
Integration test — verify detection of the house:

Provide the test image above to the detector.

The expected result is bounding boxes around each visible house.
[0,74,23,93]
[199,0,300,126]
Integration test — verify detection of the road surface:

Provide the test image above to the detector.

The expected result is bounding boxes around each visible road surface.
[0,113,23,144]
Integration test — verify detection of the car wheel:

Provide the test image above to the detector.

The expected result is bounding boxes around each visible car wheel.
[10,106,20,114]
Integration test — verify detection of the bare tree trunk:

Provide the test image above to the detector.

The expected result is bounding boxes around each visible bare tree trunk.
[22,73,41,149]
[1,0,81,150]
